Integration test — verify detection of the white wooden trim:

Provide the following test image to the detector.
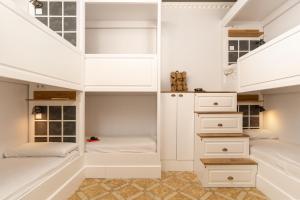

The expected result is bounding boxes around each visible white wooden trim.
[162,2,233,9]
[221,0,249,26]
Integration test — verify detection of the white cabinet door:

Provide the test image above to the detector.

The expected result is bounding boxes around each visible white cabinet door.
[177,93,195,161]
[161,93,177,160]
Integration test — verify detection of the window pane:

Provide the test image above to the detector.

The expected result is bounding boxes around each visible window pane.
[250,117,260,127]
[35,122,47,135]
[239,40,249,51]
[50,2,62,16]
[63,122,76,135]
[250,105,260,115]
[64,2,76,16]
[239,105,249,115]
[35,137,47,142]
[243,117,249,128]
[49,122,62,135]
[49,137,62,142]
[64,106,76,120]
[63,137,76,143]
[50,17,62,31]
[49,106,62,120]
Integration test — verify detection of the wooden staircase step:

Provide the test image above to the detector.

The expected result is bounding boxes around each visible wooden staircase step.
[197,133,249,139]
[201,158,257,166]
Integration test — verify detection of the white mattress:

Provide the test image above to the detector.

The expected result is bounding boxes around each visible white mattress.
[0,150,79,200]
[86,136,156,153]
[250,140,300,181]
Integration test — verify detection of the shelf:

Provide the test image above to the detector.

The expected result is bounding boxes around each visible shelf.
[201,158,257,166]
[222,0,289,26]
[197,133,249,139]
[228,29,263,38]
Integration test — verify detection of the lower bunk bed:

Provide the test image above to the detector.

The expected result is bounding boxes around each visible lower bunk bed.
[0,143,83,200]
[85,136,161,178]
[250,139,300,200]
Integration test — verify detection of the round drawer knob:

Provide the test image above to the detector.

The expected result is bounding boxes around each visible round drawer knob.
[171,94,176,97]
[227,176,234,181]
[222,148,228,152]
[213,102,219,106]
[218,123,223,127]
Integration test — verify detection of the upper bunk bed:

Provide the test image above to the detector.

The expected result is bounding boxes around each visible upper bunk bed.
[0,0,83,91]
[222,0,300,93]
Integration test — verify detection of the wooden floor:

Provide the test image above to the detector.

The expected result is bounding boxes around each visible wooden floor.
[69,171,267,200]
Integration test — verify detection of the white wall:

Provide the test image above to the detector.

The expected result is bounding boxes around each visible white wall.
[85,93,157,138]
[263,92,300,144]
[161,3,231,91]
[12,0,28,12]
[0,81,28,156]
[264,1,300,41]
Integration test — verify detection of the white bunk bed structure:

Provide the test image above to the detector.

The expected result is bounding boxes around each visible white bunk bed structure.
[222,1,300,199]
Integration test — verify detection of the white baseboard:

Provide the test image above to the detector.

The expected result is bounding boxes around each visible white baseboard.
[85,165,161,179]
[161,160,194,171]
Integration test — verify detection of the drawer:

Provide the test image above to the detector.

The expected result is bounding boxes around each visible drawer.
[199,138,249,158]
[195,113,243,133]
[195,93,237,112]
[200,165,257,187]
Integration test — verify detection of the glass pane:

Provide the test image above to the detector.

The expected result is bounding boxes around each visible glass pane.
[35,106,47,120]
[35,137,47,142]
[228,40,238,51]
[50,17,62,31]
[250,117,260,127]
[63,137,76,143]
[35,122,47,135]
[239,51,248,58]
[250,105,260,115]
[250,40,260,51]
[64,17,76,31]
[49,122,62,135]
[228,52,238,63]
[49,137,62,142]
[36,17,48,26]
[239,40,249,51]
[64,33,76,46]
[50,1,62,16]
[63,106,76,120]
[239,105,249,115]
[63,122,76,135]
[64,2,76,16]
[243,117,249,128]
[35,1,48,15]
[49,106,62,120]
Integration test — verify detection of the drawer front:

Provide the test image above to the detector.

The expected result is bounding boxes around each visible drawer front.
[195,93,237,112]
[200,139,249,158]
[208,168,255,187]
[196,114,243,133]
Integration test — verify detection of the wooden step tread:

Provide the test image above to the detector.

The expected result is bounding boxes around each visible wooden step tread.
[197,133,249,139]
[201,158,257,166]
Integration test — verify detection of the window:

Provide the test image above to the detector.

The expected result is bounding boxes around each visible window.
[228,40,260,65]
[238,104,261,129]
[31,0,77,46]
[34,106,76,142]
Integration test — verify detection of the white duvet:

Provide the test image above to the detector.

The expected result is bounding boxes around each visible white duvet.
[250,140,300,180]
[0,151,78,200]
[86,136,156,153]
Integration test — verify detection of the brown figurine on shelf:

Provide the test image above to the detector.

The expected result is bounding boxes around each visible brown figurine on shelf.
[170,71,188,92]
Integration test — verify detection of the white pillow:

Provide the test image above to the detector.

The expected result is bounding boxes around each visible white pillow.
[3,142,78,158]
[244,129,279,140]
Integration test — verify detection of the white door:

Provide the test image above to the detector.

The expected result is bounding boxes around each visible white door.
[161,93,177,160]
[177,93,194,160]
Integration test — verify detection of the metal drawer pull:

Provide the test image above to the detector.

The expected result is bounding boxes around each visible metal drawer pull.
[179,94,183,97]
[227,176,234,181]
[171,94,176,97]
[222,148,228,152]
[213,102,219,106]
[218,123,223,127]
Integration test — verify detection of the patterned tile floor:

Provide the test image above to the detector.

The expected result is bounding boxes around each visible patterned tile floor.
[69,171,267,200]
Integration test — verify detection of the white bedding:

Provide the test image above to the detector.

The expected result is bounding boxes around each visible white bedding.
[86,136,156,153]
[0,150,79,200]
[250,140,300,181]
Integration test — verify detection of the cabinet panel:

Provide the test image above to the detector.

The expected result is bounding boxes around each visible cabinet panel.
[161,93,177,160]
[177,93,195,161]
[195,93,237,112]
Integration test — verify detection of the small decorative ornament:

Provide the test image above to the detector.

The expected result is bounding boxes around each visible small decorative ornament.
[170,71,188,92]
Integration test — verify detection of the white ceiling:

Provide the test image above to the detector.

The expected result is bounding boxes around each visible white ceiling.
[233,0,288,22]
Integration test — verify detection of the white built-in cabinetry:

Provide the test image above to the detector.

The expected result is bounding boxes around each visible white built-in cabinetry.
[161,93,194,171]
[84,2,159,92]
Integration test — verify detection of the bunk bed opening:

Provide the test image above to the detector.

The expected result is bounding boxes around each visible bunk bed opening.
[85,92,158,154]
